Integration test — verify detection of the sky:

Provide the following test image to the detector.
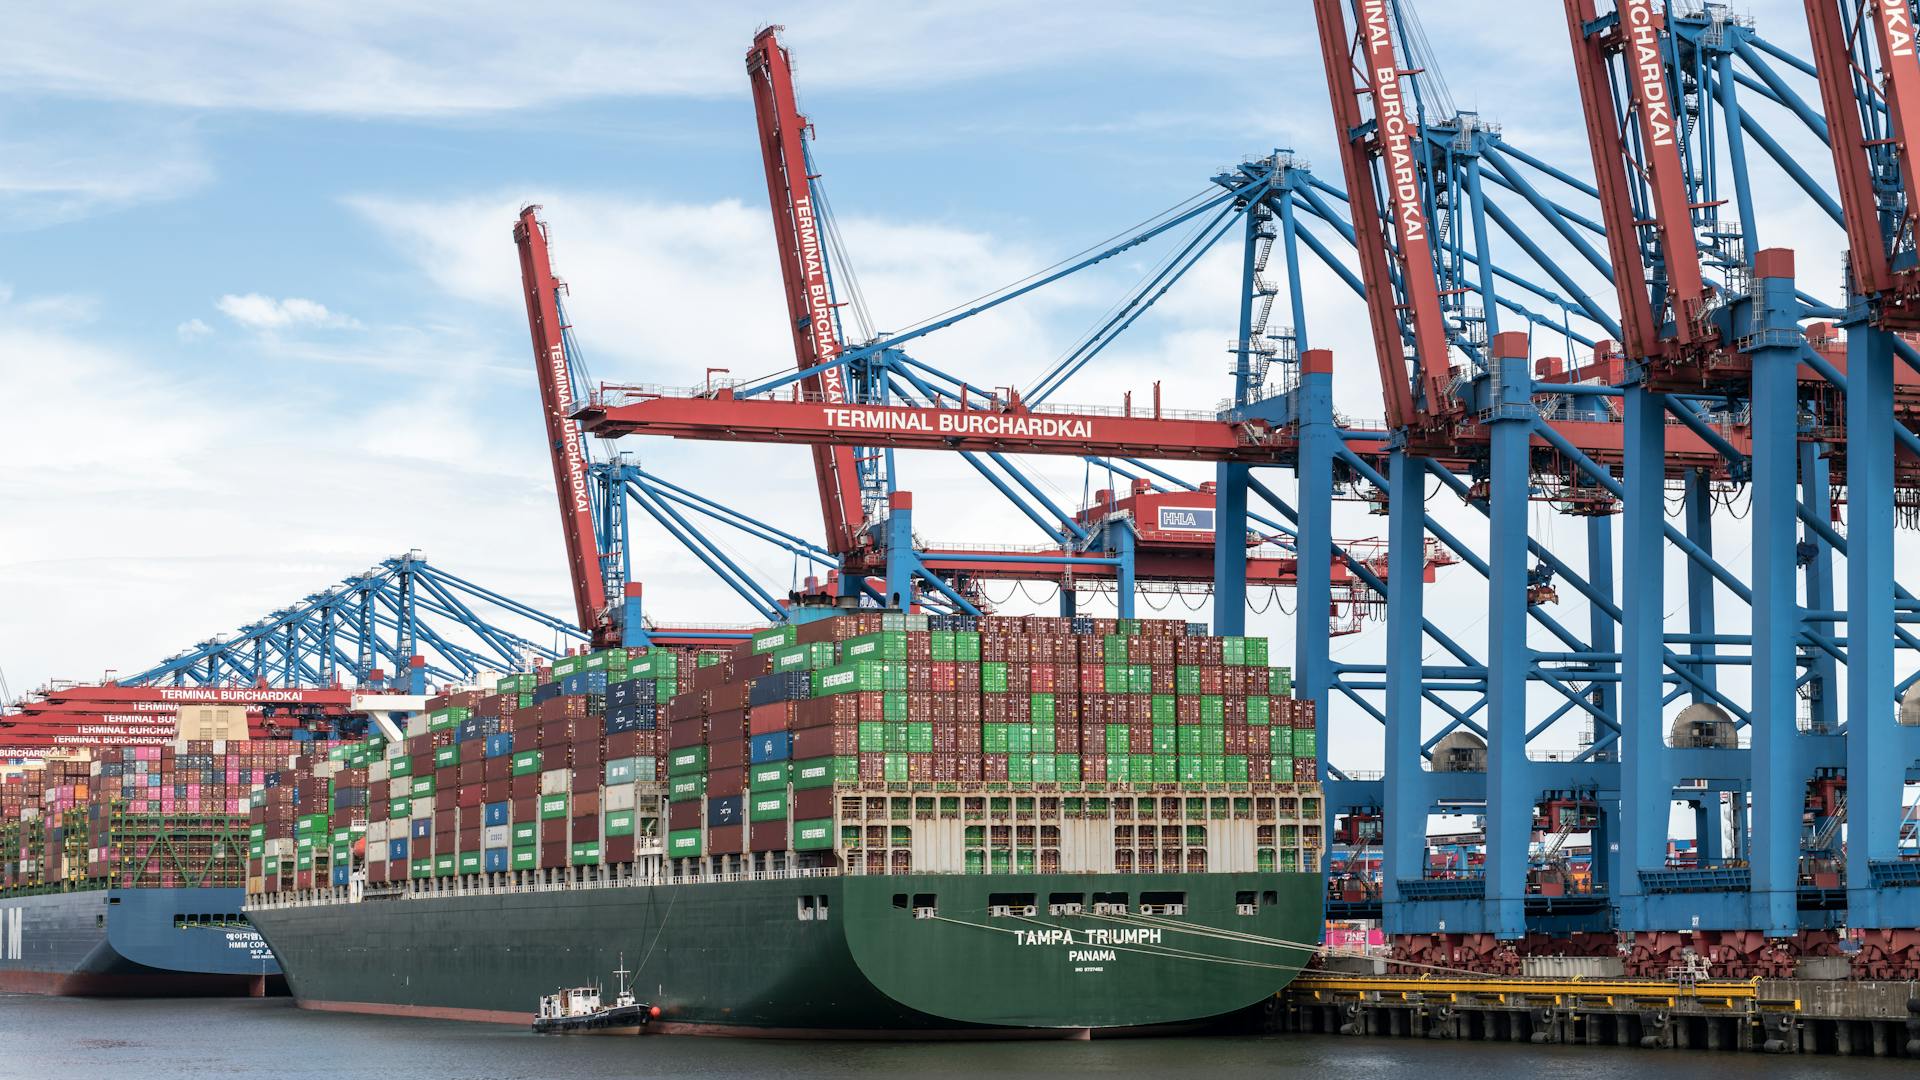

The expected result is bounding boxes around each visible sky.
[0,2,1890,794]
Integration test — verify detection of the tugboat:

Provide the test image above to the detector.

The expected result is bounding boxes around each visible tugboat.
[531,958,659,1035]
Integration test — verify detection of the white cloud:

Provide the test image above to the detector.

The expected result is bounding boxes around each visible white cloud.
[176,317,213,341]
[0,2,1308,118]
[215,293,359,331]
[0,122,209,228]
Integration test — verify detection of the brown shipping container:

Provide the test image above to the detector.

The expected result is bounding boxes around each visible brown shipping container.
[667,801,700,830]
[707,766,746,797]
[570,769,597,794]
[669,718,706,749]
[605,835,636,864]
[606,730,638,759]
[484,756,509,781]
[541,818,567,844]
[572,789,600,817]
[707,824,743,854]
[749,821,788,852]
[571,814,599,841]
[792,787,833,821]
[512,796,537,823]
[708,737,748,769]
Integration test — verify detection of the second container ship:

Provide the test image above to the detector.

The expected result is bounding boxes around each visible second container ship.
[246,612,1326,1036]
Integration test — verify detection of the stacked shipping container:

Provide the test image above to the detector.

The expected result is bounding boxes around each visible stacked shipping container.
[0,742,280,895]
[249,614,1323,901]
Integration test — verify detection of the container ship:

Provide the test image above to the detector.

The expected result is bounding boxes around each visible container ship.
[0,687,367,996]
[246,612,1326,1036]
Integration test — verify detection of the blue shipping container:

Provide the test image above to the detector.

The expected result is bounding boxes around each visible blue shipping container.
[388,838,409,861]
[748,672,812,707]
[411,818,432,841]
[707,795,743,828]
[332,865,351,886]
[749,732,791,764]
[532,682,561,704]
[483,801,510,826]
[483,848,509,873]
[484,732,514,759]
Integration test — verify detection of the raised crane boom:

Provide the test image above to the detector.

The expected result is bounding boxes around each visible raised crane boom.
[514,206,615,646]
[1562,0,1709,354]
[1311,0,1457,429]
[746,26,870,557]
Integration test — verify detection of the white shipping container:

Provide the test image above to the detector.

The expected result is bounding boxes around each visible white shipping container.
[482,824,510,849]
[540,769,570,796]
[411,799,433,820]
[367,760,389,783]
[365,820,390,844]
[404,715,429,738]
[266,837,294,857]
[604,783,636,811]
[388,777,409,800]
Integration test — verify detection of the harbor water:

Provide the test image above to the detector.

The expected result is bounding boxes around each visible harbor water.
[2,994,1915,1079]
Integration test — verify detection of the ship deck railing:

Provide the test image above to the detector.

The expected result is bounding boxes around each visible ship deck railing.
[245,864,848,910]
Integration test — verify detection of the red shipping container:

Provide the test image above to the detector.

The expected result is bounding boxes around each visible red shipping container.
[707,824,743,854]
[749,703,791,735]
[984,754,1010,781]
[509,774,537,799]
[571,814,600,841]
[570,769,597,794]
[434,808,457,834]
[484,756,510,781]
[457,784,482,808]
[668,801,700,830]
[749,821,788,852]
[458,826,480,850]
[541,818,567,844]
[540,845,566,869]
[512,796,537,822]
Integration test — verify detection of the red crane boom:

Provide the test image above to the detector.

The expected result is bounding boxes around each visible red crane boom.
[746,26,869,557]
[513,206,614,646]
[1311,0,1456,428]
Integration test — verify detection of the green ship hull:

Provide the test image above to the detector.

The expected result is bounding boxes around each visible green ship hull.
[248,871,1321,1036]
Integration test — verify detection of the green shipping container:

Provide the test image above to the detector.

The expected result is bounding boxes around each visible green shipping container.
[668,746,709,776]
[605,810,635,837]
[954,631,980,662]
[667,829,703,858]
[749,762,789,791]
[791,756,854,789]
[1292,729,1318,757]
[539,794,569,819]
[434,854,456,877]
[857,721,885,753]
[980,662,1009,693]
[510,749,543,776]
[411,860,433,879]
[434,744,459,768]
[751,625,798,654]
[388,798,411,819]
[410,775,436,798]
[813,659,891,696]
[510,846,537,870]
[458,851,482,874]
[668,775,707,802]
[389,755,413,777]
[570,841,601,866]
[792,818,834,851]
[511,822,538,845]
[749,790,788,822]
[840,631,907,663]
